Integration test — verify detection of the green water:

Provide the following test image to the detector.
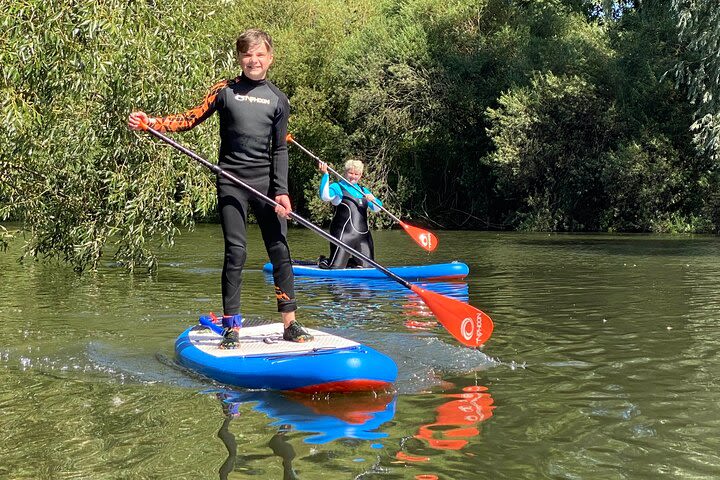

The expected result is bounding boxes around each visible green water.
[2,225,720,479]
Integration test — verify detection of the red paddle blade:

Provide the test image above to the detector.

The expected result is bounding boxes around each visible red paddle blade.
[411,285,494,347]
[400,222,439,252]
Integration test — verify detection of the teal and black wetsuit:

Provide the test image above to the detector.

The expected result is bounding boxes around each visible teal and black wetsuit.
[318,174,382,268]
[152,74,296,317]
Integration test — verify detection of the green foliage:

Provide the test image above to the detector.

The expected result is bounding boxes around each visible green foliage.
[322,0,621,227]
[1,0,236,270]
[486,72,618,230]
[0,0,400,271]
[605,0,719,232]
[482,0,716,233]
[673,0,720,162]
[0,0,714,272]
[601,134,686,231]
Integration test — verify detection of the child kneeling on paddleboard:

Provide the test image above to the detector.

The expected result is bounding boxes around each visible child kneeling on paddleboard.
[128,28,313,348]
[317,159,382,269]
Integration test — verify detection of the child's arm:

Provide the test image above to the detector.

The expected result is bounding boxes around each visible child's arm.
[364,187,383,212]
[319,174,342,206]
[148,79,229,132]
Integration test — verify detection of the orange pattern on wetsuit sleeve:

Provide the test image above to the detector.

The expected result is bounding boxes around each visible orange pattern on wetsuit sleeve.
[151,79,232,132]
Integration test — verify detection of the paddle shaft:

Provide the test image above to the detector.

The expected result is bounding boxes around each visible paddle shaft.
[145,127,413,290]
[287,138,403,224]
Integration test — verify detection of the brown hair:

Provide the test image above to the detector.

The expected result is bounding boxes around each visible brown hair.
[236,28,273,55]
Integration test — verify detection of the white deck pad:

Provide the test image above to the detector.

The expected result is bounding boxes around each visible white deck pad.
[188,323,359,358]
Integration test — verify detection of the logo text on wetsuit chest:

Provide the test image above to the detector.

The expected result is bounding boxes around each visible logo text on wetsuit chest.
[234,94,271,105]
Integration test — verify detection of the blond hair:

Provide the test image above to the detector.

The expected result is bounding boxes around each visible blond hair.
[236,29,273,55]
[344,159,364,174]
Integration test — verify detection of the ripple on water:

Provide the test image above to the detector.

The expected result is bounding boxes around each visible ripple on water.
[4,229,720,479]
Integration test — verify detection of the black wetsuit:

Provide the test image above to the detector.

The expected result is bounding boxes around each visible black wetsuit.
[153,74,295,314]
[318,176,381,268]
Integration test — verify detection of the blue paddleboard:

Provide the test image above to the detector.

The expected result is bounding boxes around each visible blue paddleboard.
[175,323,397,393]
[262,261,469,280]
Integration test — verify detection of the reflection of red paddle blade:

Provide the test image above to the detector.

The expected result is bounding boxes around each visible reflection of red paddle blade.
[400,221,438,252]
[395,385,494,471]
[415,386,495,450]
[404,320,436,330]
[395,451,430,463]
[410,285,493,347]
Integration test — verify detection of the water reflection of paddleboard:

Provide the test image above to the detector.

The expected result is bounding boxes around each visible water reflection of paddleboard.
[262,260,469,281]
[215,389,397,444]
[175,320,398,393]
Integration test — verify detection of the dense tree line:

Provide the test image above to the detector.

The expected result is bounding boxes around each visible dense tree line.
[1,0,718,271]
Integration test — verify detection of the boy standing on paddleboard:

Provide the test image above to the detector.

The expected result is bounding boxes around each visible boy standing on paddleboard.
[128,28,313,348]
